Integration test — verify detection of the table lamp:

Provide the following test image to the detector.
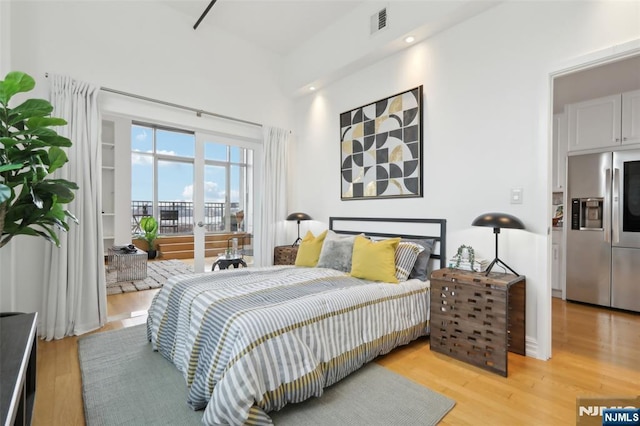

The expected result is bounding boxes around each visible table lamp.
[286,212,312,246]
[472,212,525,276]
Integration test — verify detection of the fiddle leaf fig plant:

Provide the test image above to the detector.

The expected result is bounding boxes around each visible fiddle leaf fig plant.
[137,216,158,250]
[0,71,79,248]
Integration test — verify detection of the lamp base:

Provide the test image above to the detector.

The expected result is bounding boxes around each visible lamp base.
[485,257,519,276]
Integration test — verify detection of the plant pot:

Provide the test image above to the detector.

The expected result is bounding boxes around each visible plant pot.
[147,249,157,260]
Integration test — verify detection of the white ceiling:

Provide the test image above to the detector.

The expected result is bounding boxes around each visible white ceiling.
[162,0,501,94]
[165,0,365,56]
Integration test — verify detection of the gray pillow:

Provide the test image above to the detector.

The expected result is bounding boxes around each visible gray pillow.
[403,238,435,281]
[317,232,358,272]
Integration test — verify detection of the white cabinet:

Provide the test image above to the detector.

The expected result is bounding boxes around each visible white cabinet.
[567,89,640,152]
[621,89,640,145]
[551,229,563,298]
[552,112,567,190]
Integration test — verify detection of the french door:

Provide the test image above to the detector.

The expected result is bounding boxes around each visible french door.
[192,133,256,272]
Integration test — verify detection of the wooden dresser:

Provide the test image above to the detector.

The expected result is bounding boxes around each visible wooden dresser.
[1,312,38,426]
[273,245,299,265]
[429,268,525,377]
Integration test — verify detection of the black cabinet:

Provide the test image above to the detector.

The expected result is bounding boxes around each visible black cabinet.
[1,312,38,426]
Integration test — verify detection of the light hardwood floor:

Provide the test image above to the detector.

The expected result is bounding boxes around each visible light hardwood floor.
[33,290,639,425]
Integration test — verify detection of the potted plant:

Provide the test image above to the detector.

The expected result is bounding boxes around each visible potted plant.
[0,71,78,248]
[137,216,158,259]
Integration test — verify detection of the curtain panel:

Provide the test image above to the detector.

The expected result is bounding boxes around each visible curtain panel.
[257,126,290,267]
[41,74,106,340]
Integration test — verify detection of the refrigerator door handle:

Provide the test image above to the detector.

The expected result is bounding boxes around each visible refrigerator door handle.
[605,168,611,243]
[612,167,620,244]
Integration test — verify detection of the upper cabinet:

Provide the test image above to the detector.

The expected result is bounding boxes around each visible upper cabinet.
[567,89,640,152]
[621,89,640,145]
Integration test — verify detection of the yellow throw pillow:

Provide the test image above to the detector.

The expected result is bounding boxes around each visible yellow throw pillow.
[350,235,400,283]
[295,230,328,267]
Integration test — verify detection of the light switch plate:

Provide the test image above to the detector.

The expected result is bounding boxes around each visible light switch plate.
[511,188,523,204]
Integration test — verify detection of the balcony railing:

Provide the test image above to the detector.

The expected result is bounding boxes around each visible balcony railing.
[131,200,242,235]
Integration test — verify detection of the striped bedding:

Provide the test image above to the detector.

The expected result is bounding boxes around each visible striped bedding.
[147,265,430,426]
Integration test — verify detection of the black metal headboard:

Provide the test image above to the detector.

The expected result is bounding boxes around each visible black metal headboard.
[328,217,447,270]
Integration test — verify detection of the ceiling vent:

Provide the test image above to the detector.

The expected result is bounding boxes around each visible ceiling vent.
[370,7,387,34]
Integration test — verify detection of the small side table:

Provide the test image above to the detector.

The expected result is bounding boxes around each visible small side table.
[274,245,298,265]
[212,255,247,271]
[108,247,148,282]
[429,268,526,377]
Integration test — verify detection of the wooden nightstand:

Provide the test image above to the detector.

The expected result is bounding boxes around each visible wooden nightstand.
[273,245,299,265]
[429,268,526,377]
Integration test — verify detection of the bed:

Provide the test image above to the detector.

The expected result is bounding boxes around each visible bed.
[147,217,446,426]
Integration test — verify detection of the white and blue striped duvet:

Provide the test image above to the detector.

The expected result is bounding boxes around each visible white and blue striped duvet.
[147,265,430,426]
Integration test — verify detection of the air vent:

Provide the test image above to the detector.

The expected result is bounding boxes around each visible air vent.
[370,7,387,34]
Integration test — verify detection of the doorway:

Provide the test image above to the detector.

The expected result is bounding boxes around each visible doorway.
[548,42,640,357]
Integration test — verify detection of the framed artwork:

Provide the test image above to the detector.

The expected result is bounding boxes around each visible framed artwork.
[340,86,423,200]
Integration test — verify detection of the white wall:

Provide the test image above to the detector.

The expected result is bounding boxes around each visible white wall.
[291,1,640,359]
[1,1,293,314]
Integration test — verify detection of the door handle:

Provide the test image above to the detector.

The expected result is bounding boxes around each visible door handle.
[612,168,620,244]
[605,168,611,243]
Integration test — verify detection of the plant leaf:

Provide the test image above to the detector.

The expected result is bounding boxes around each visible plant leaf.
[30,186,44,209]
[0,72,36,105]
[26,117,68,129]
[0,184,11,203]
[0,163,23,173]
[47,147,68,173]
[8,98,54,120]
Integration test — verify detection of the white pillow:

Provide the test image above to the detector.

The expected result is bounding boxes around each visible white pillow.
[395,241,425,281]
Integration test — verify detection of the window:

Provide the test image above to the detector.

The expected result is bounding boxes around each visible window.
[130,123,252,236]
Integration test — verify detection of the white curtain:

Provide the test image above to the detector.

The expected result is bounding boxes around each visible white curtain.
[41,74,106,340]
[257,126,290,266]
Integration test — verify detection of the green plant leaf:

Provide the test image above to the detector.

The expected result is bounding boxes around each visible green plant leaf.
[0,184,11,203]
[0,137,21,148]
[0,72,36,105]
[8,98,53,120]
[26,117,68,129]
[47,147,68,173]
[1,71,78,248]
[16,127,58,138]
[0,163,23,173]
[30,186,44,209]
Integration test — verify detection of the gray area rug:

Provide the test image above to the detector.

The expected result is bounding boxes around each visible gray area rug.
[106,259,193,295]
[79,325,455,425]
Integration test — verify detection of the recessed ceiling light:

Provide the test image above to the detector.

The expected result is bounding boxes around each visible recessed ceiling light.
[404,36,415,44]
[309,86,316,91]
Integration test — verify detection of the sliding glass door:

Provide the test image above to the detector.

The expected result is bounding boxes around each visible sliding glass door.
[131,123,255,273]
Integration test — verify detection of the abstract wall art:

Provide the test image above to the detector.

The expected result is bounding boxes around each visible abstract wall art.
[340,86,423,200]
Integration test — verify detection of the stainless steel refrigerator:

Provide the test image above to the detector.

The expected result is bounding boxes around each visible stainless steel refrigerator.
[566,150,640,312]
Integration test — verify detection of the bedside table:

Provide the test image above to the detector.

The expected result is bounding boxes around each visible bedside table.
[429,268,526,377]
[273,245,299,265]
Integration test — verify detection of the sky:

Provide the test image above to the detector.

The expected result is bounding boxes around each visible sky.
[130,125,244,205]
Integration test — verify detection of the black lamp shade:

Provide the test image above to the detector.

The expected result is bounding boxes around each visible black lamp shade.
[472,212,525,230]
[286,212,312,222]
[471,212,524,276]
[286,212,311,246]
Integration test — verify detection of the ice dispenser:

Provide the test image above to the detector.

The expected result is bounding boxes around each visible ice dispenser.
[571,198,604,230]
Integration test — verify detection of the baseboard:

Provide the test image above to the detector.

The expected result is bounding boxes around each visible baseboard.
[525,336,538,359]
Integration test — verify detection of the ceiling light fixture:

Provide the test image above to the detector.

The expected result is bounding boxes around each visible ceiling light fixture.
[309,86,316,91]
[404,36,415,43]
